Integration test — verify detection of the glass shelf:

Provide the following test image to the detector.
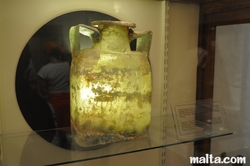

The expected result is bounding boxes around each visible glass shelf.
[0,115,232,165]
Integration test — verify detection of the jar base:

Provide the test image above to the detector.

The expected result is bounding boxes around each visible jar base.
[71,122,146,149]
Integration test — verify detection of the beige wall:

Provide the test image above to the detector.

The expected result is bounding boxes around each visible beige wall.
[165,2,199,166]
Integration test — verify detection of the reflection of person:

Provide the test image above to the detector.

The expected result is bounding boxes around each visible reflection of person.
[16,44,56,142]
[16,44,37,92]
[198,47,208,69]
[37,41,70,147]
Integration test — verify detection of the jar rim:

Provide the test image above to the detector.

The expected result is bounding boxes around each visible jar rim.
[91,20,136,28]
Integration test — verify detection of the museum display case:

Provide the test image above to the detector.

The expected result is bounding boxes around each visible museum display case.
[1,0,250,166]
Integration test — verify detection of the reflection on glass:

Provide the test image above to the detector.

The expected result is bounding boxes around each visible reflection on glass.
[37,41,71,148]
[15,11,119,149]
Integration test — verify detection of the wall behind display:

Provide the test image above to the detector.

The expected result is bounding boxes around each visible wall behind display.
[0,0,165,165]
[0,0,165,134]
[165,2,199,166]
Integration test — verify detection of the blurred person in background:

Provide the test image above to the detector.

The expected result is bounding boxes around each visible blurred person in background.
[37,41,70,148]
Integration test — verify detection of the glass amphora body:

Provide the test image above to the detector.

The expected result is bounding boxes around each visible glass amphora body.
[69,20,152,149]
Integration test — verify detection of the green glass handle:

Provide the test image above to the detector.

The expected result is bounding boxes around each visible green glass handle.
[69,24,100,56]
[130,30,152,58]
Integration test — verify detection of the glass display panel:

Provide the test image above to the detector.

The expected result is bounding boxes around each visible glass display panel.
[1,0,239,165]
[0,114,231,165]
[211,23,250,161]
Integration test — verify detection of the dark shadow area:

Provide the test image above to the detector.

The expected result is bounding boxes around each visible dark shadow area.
[15,11,119,149]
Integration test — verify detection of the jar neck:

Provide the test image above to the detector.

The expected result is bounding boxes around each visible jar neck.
[93,24,131,52]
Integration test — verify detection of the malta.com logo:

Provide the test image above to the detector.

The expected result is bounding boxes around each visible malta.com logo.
[190,154,246,165]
